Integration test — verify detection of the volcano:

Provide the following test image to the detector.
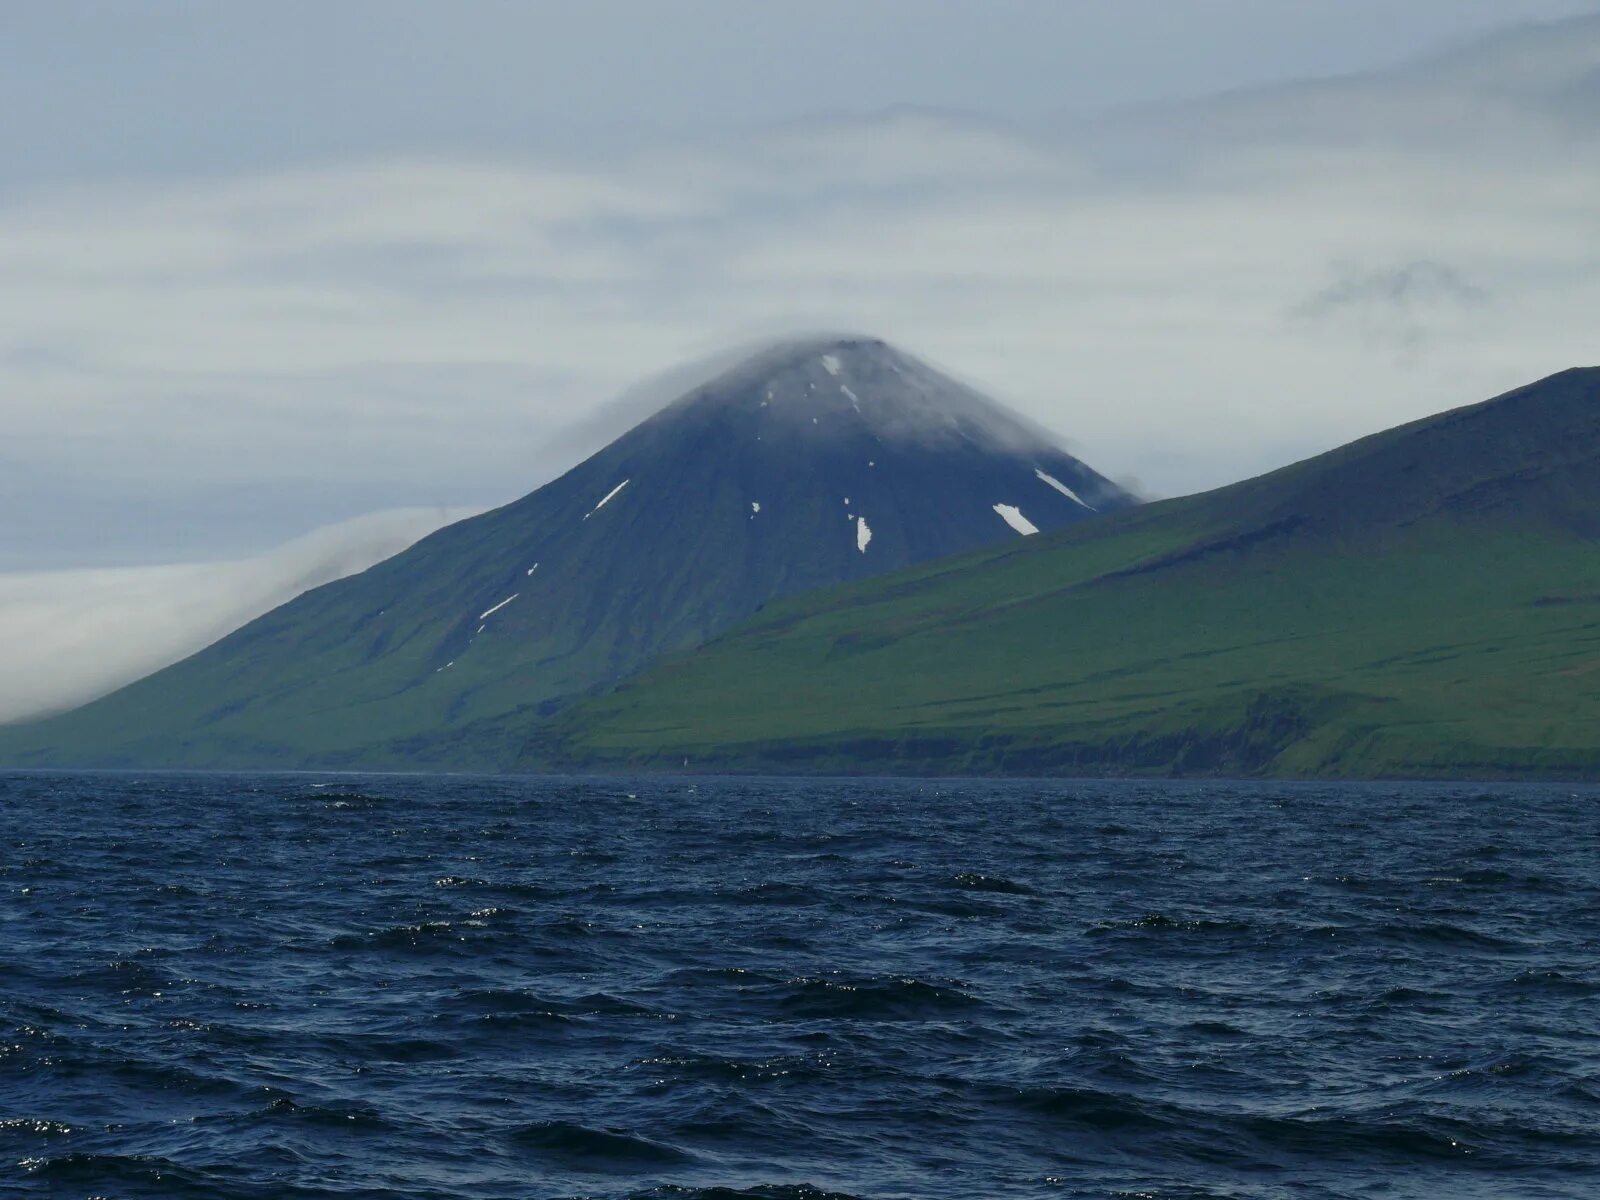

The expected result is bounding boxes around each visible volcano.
[1,336,1135,768]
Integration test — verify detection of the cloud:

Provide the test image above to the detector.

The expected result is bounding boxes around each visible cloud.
[0,19,1595,551]
[0,507,477,725]
[1290,259,1491,361]
[1083,12,1600,157]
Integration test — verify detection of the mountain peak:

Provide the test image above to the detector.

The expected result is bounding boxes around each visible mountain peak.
[662,334,1062,455]
[755,332,890,362]
[677,333,900,397]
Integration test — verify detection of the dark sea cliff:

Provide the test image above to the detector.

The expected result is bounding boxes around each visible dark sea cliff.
[2,773,1597,1198]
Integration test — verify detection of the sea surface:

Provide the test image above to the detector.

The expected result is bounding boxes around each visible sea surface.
[2,773,1597,1199]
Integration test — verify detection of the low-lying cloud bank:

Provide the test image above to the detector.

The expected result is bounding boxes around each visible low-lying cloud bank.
[0,508,475,725]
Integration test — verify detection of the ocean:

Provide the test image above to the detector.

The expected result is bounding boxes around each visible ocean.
[2,772,1596,1199]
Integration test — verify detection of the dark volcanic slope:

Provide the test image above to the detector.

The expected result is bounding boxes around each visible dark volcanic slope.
[546,367,1600,780]
[0,337,1134,768]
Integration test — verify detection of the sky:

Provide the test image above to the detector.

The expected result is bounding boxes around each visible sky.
[1,1,1591,180]
[3,0,1599,719]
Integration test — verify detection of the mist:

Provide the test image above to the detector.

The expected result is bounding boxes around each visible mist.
[0,508,476,725]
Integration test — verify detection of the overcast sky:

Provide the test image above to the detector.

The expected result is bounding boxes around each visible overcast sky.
[2,0,1592,182]
[5,0,1597,565]
[3,0,1599,719]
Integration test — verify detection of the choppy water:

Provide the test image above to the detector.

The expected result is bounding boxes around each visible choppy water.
[2,773,1598,1199]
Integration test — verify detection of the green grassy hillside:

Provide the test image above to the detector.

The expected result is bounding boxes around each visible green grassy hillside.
[538,368,1600,778]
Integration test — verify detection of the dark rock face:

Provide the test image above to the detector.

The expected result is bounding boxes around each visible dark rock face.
[4,336,1135,768]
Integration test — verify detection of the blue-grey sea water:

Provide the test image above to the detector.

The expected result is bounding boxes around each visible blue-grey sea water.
[2,772,1597,1199]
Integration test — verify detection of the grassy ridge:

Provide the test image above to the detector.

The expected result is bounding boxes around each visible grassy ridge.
[538,369,1600,778]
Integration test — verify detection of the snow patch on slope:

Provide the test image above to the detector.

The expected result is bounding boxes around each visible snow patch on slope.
[584,479,631,519]
[478,593,519,621]
[993,504,1039,536]
[1035,468,1096,510]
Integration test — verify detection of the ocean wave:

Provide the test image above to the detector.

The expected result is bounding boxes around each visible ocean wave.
[618,1187,864,1200]
[945,871,1035,895]
[507,1119,699,1169]
[754,974,986,1021]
